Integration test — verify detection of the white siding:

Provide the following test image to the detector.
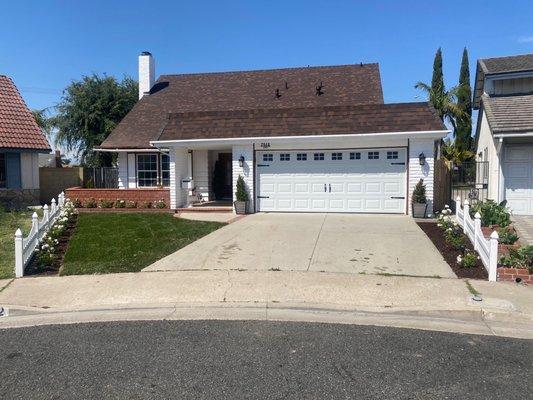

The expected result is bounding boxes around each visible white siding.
[476,110,501,201]
[169,147,189,209]
[192,150,210,200]
[232,144,254,211]
[490,76,533,96]
[408,138,435,216]
[127,153,136,188]
[20,152,39,189]
[117,152,128,189]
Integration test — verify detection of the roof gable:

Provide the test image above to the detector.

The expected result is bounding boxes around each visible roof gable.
[0,75,51,151]
[101,64,384,149]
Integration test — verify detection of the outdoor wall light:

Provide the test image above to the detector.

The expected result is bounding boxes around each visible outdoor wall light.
[239,155,245,168]
[418,153,426,166]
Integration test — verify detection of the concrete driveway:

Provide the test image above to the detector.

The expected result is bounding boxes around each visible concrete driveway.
[145,213,455,278]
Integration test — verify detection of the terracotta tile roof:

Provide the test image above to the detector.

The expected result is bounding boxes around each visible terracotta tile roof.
[100,64,384,149]
[0,75,51,151]
[155,103,445,142]
[482,93,533,134]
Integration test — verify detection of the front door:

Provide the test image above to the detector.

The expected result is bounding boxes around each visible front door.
[216,153,233,199]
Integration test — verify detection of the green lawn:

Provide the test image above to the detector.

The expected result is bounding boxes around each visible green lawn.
[0,209,37,279]
[61,213,225,275]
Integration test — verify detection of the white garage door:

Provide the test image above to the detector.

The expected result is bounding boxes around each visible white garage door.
[256,148,407,213]
[504,145,533,215]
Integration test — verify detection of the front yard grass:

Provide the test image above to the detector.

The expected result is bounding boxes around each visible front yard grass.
[0,209,36,279]
[61,213,225,275]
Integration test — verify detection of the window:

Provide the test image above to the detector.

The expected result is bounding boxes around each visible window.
[280,153,290,161]
[0,153,5,188]
[331,152,343,160]
[161,154,170,187]
[263,154,273,162]
[136,153,170,187]
[297,153,307,161]
[387,151,399,159]
[350,152,361,160]
[368,151,379,160]
[314,153,324,161]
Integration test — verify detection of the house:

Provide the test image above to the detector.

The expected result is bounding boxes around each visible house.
[97,52,448,215]
[0,75,51,208]
[474,53,533,215]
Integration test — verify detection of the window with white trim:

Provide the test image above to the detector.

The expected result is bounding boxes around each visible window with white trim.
[296,153,307,161]
[387,151,399,159]
[368,151,379,160]
[280,153,290,161]
[161,154,170,187]
[331,152,343,160]
[314,153,324,161]
[136,153,170,187]
[263,154,273,162]
[350,152,361,160]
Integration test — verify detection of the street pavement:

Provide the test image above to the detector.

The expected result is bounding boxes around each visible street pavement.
[0,320,531,399]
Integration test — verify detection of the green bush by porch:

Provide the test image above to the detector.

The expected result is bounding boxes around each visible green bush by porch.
[61,213,224,275]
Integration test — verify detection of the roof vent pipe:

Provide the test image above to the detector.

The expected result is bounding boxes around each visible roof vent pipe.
[139,51,155,99]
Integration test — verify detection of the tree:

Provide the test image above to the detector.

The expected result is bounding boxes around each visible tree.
[32,108,54,139]
[52,74,137,166]
[441,139,474,165]
[456,47,473,150]
[431,47,444,95]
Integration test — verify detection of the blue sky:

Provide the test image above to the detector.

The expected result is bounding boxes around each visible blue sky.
[1,0,532,111]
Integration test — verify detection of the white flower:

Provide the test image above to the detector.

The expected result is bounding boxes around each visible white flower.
[456,255,462,263]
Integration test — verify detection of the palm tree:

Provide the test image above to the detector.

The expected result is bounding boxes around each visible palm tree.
[414,82,466,131]
[441,140,474,165]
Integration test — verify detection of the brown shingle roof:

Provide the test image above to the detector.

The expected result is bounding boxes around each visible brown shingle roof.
[155,103,445,142]
[0,75,51,151]
[482,93,533,134]
[100,64,384,149]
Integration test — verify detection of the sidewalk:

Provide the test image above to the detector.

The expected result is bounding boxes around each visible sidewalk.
[0,271,532,338]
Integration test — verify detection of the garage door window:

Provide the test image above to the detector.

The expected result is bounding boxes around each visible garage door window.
[368,151,380,160]
[332,152,343,160]
[263,154,273,162]
[387,151,398,159]
[297,153,307,161]
[350,152,361,160]
[314,153,325,161]
[280,153,290,161]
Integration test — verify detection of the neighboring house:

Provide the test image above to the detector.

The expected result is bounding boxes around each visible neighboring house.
[474,53,533,215]
[0,75,51,208]
[97,52,448,215]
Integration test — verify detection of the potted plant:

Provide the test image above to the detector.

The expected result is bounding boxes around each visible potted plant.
[234,175,249,214]
[411,179,427,218]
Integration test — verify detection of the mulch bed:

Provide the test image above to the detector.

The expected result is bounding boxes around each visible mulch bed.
[417,221,488,280]
[24,214,78,277]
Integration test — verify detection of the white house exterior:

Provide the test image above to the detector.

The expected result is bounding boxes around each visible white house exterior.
[474,54,533,215]
[98,52,448,216]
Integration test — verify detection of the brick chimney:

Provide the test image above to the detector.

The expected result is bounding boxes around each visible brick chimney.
[138,51,155,99]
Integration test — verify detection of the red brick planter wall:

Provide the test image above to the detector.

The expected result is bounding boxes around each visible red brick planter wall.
[65,187,171,208]
[497,268,532,283]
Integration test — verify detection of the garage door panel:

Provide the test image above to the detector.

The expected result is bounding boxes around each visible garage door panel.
[504,145,533,215]
[257,149,406,213]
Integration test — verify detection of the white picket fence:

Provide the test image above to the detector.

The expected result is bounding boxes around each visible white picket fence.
[14,192,66,278]
[454,197,499,281]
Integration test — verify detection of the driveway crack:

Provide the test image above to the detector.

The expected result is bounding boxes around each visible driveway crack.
[306,214,327,271]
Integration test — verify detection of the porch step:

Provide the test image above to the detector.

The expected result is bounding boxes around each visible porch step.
[176,207,233,213]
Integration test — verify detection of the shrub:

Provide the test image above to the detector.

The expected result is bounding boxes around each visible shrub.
[436,205,455,231]
[154,199,166,209]
[497,227,519,245]
[125,200,137,208]
[445,231,465,250]
[235,175,249,202]
[457,251,478,268]
[99,199,114,208]
[115,199,126,208]
[500,246,533,272]
[469,200,511,228]
[411,179,427,204]
[84,198,97,208]
[140,201,152,209]
[72,198,83,208]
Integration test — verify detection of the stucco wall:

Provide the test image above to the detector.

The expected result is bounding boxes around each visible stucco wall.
[39,167,83,203]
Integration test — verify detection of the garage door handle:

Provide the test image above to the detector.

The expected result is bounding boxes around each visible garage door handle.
[390,196,405,199]
[391,162,405,165]
[329,184,331,192]
[257,196,270,199]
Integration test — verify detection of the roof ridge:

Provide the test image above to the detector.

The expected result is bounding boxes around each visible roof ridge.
[158,63,379,78]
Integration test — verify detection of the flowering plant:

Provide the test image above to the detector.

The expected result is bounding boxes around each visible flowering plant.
[154,199,166,209]
[115,199,126,208]
[456,251,478,268]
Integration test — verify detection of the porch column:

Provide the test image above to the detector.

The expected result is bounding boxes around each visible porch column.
[408,138,434,217]
[232,144,254,212]
[169,147,189,209]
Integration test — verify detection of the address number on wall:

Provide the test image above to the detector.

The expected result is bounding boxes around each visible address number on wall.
[260,142,271,149]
